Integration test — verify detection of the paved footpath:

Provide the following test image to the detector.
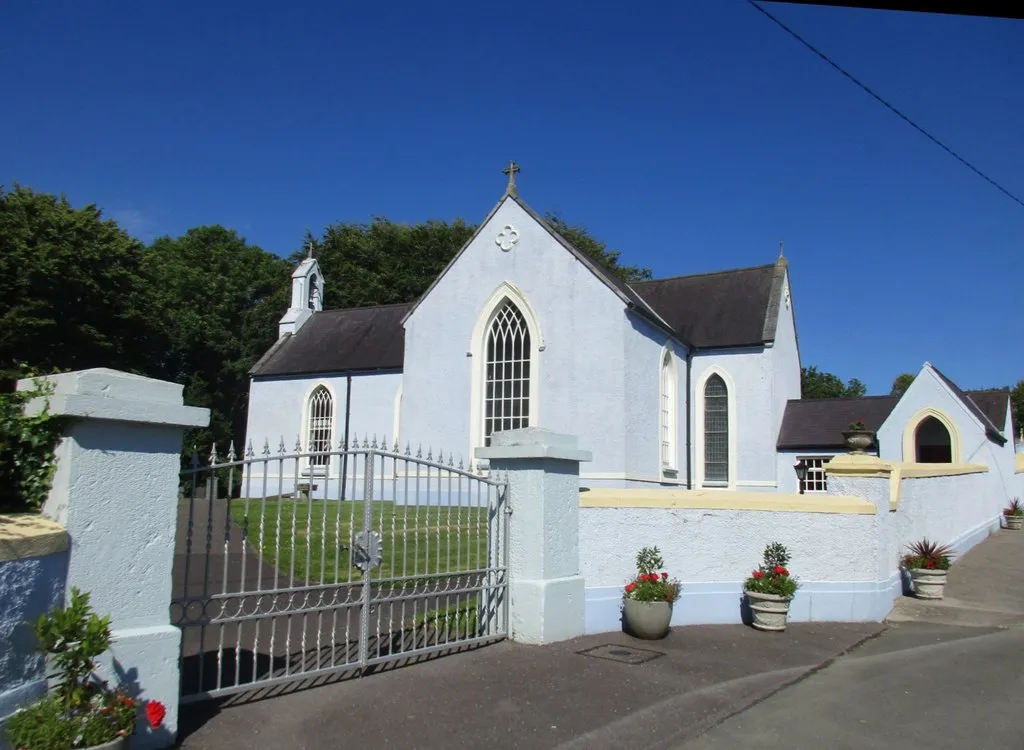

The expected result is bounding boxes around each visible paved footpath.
[179,529,1024,749]
[680,529,1024,750]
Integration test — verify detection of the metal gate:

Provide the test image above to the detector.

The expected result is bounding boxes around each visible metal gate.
[171,436,509,702]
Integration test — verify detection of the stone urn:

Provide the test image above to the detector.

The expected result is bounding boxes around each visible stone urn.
[908,567,947,599]
[1004,514,1023,531]
[841,429,876,454]
[623,599,673,639]
[745,590,791,631]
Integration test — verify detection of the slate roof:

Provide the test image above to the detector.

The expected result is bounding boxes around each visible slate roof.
[776,385,1010,450]
[963,389,1010,434]
[776,396,899,450]
[929,364,1007,443]
[629,262,785,349]
[250,303,411,377]
[253,190,791,376]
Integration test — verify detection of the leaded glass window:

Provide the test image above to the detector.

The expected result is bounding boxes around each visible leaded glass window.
[307,385,333,466]
[484,300,531,446]
[704,374,728,485]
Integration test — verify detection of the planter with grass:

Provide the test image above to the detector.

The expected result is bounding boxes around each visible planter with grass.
[902,538,952,600]
[621,546,682,640]
[1003,498,1023,530]
[744,542,799,632]
[3,588,166,750]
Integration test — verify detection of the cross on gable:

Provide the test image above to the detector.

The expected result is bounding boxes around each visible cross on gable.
[502,160,520,196]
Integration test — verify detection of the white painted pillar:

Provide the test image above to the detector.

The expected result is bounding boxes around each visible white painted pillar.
[476,428,591,645]
[18,369,209,750]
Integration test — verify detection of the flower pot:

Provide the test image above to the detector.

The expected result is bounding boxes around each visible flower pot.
[745,590,791,631]
[623,598,673,639]
[841,430,875,454]
[1004,514,1023,531]
[908,567,947,599]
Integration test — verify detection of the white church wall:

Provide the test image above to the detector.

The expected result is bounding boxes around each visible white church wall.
[618,317,688,485]
[401,198,633,473]
[691,347,777,491]
[768,280,802,442]
[578,490,887,631]
[245,371,402,450]
[878,366,1014,513]
[775,449,840,494]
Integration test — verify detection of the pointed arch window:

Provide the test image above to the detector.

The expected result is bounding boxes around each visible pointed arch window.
[703,374,729,485]
[484,300,531,446]
[307,385,333,466]
[660,351,676,470]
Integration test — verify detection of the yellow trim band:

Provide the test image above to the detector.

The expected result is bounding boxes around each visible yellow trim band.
[579,488,876,515]
[823,456,989,511]
[1016,453,1024,474]
[0,514,68,563]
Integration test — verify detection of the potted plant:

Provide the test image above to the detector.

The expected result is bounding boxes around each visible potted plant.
[841,420,875,454]
[621,546,682,639]
[744,542,799,631]
[1003,498,1023,530]
[4,588,166,750]
[901,538,953,599]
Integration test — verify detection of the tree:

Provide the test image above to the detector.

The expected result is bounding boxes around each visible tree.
[0,185,155,385]
[801,366,867,399]
[305,213,652,311]
[544,213,652,283]
[1012,380,1024,440]
[891,373,915,398]
[143,226,292,452]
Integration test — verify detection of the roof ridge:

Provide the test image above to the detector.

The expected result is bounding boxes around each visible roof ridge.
[631,263,776,285]
[789,395,898,403]
[317,301,415,315]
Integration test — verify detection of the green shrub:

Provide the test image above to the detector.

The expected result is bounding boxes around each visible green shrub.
[0,376,64,513]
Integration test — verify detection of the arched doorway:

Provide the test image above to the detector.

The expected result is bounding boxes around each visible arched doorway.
[915,416,952,463]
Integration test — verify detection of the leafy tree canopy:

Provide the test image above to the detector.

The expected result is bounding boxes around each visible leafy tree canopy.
[0,185,154,383]
[890,373,915,398]
[801,366,867,399]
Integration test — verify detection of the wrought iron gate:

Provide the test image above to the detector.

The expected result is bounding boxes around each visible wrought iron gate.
[171,437,509,702]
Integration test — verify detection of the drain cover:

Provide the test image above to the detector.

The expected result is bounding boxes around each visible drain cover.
[578,644,664,664]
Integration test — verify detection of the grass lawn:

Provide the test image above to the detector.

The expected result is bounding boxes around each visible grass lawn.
[230,498,491,585]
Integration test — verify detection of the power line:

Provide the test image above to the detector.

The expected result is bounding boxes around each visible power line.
[746,0,1024,210]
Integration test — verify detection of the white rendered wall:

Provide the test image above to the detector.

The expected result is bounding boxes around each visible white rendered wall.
[775,449,840,494]
[769,283,802,446]
[620,318,688,485]
[878,367,1015,512]
[579,503,884,631]
[402,198,646,474]
[691,347,777,490]
[245,371,403,450]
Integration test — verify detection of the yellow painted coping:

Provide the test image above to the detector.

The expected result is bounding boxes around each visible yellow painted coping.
[1016,453,1024,474]
[579,488,876,515]
[823,455,989,511]
[0,513,68,563]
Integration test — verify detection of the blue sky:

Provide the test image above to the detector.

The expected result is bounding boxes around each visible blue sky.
[3,1,1022,394]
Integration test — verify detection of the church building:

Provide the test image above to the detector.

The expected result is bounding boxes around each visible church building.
[244,168,1018,499]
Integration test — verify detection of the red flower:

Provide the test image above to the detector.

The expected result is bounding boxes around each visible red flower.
[646,574,656,582]
[146,701,166,729]
[774,566,789,576]
[661,572,669,580]
[625,582,636,592]
[753,570,764,579]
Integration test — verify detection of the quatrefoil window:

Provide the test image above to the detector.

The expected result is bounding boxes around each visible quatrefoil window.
[495,225,520,252]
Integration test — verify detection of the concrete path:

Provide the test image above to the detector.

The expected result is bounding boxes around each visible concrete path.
[178,623,882,749]
[679,528,1024,750]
